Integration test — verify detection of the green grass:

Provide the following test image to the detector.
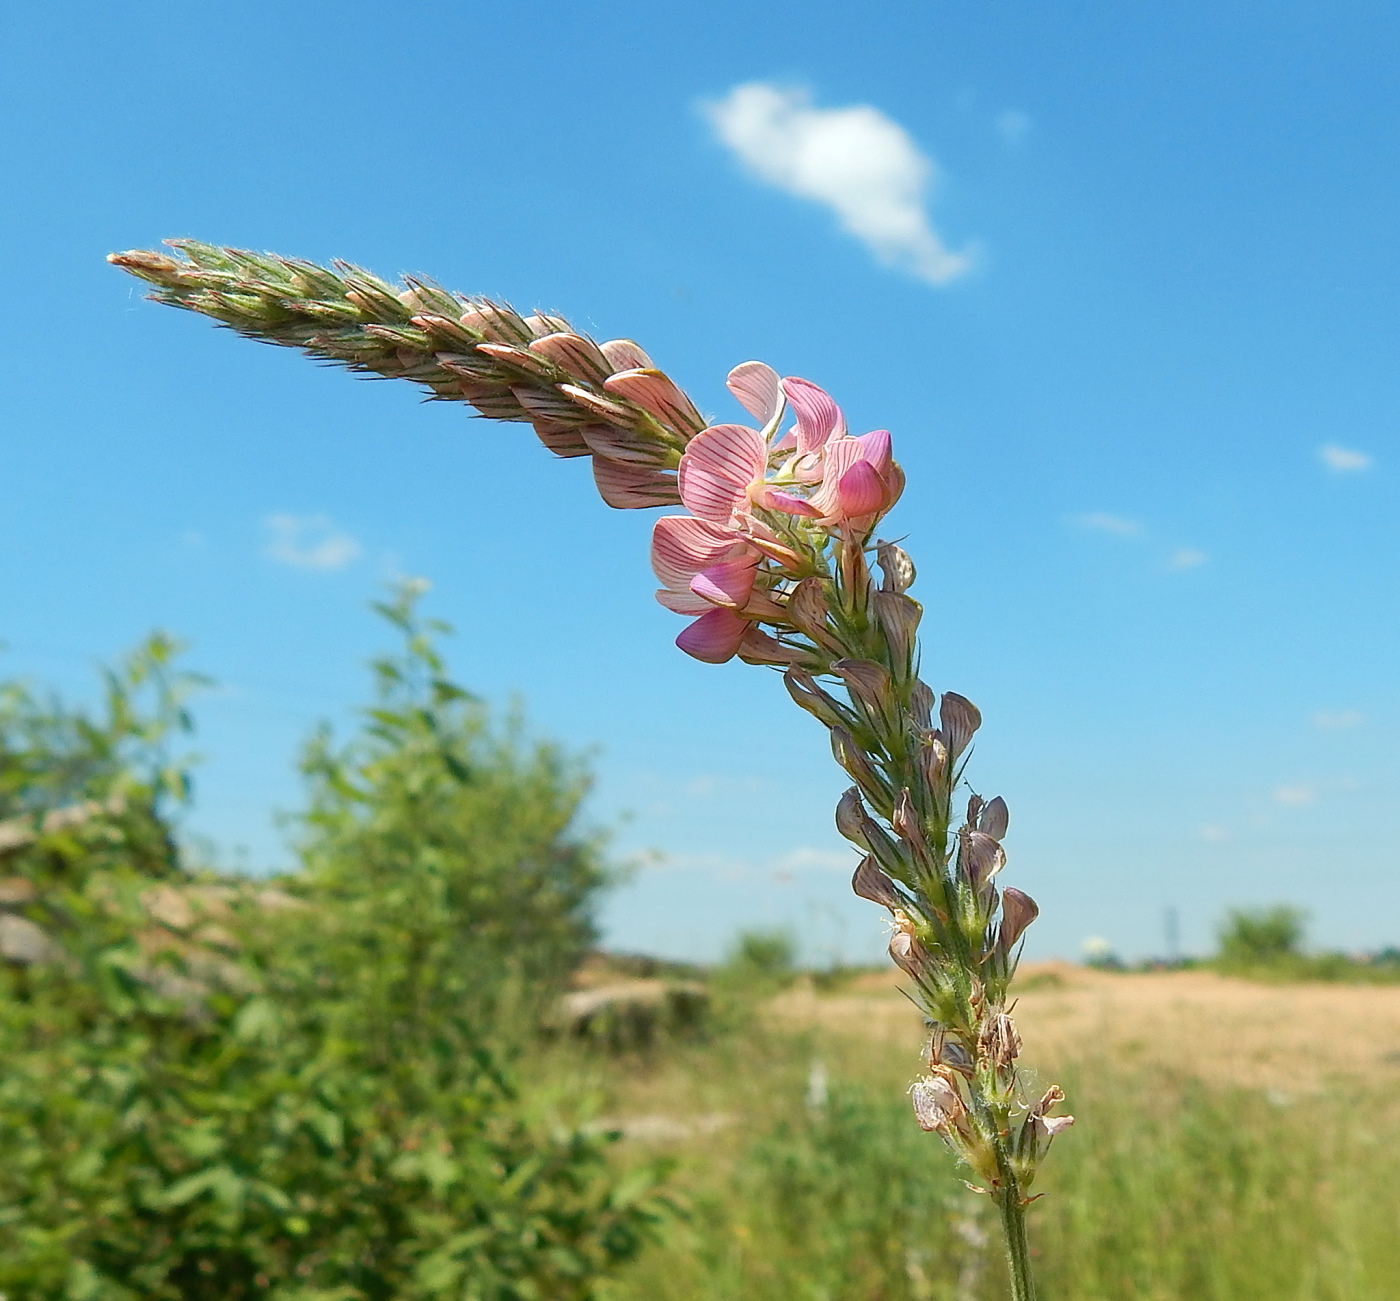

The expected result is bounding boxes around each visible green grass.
[582,1004,1400,1301]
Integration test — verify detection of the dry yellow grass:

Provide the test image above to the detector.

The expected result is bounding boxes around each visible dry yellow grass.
[771,963,1400,1091]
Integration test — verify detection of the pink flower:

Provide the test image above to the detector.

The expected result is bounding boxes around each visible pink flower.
[806,428,902,524]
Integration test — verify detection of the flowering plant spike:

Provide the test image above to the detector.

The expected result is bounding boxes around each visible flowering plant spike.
[109,241,1070,1301]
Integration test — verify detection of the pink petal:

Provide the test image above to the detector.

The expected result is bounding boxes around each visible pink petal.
[599,338,655,373]
[755,488,822,518]
[689,558,759,608]
[837,460,887,518]
[675,608,749,663]
[656,588,714,615]
[677,423,767,522]
[592,457,683,510]
[726,361,783,426]
[651,516,748,588]
[808,436,865,517]
[854,429,891,473]
[781,377,844,455]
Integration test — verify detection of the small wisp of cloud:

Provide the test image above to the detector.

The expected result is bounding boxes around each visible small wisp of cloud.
[264,513,362,571]
[1319,443,1373,473]
[1312,709,1364,731]
[995,109,1031,145]
[704,82,974,286]
[1273,784,1317,808]
[1070,511,1142,537]
[1167,547,1208,571]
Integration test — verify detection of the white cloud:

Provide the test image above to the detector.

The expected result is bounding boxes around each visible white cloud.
[1312,709,1364,731]
[1319,443,1373,472]
[704,82,973,286]
[996,109,1031,145]
[1273,784,1317,807]
[1168,547,1208,570]
[264,514,362,571]
[1199,824,1230,843]
[1071,511,1143,537]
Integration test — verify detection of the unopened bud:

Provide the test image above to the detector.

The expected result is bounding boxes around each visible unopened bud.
[888,917,930,979]
[603,368,706,436]
[979,796,1009,841]
[599,338,655,373]
[786,578,839,653]
[852,855,904,910]
[876,540,916,593]
[528,332,612,384]
[939,692,982,761]
[997,888,1039,952]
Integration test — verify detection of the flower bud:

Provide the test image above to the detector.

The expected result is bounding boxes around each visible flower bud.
[916,730,949,793]
[599,338,654,373]
[997,888,1039,952]
[831,658,894,731]
[888,927,929,979]
[736,627,802,666]
[786,578,834,642]
[938,692,982,761]
[528,331,612,383]
[603,368,706,436]
[876,540,916,593]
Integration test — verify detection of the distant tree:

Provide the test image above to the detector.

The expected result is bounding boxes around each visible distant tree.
[1217,906,1307,966]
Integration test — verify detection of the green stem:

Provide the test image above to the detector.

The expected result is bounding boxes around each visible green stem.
[994,1180,1037,1301]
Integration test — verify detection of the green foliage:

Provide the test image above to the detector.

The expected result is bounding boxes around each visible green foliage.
[716,929,797,994]
[294,583,610,1010]
[1218,905,1306,965]
[0,601,669,1300]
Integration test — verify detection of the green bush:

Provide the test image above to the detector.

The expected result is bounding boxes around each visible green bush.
[0,596,669,1300]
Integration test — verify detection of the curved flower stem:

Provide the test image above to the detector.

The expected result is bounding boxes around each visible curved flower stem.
[995,1187,1037,1301]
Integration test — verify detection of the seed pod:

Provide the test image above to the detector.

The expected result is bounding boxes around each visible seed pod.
[852,855,904,910]
[979,796,1009,841]
[871,591,921,675]
[977,1011,1022,1071]
[909,680,935,729]
[876,540,916,593]
[959,829,1006,890]
[998,888,1039,952]
[916,730,949,792]
[830,728,889,806]
[835,788,868,844]
[939,692,982,761]
[784,669,851,730]
[831,658,894,733]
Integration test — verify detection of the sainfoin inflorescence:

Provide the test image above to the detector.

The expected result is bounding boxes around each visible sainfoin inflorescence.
[108,240,1069,1300]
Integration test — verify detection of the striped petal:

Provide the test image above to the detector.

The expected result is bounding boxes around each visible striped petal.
[656,588,715,615]
[726,361,783,427]
[676,607,749,663]
[689,558,759,609]
[837,460,887,518]
[781,377,844,454]
[651,515,748,588]
[854,428,892,473]
[599,338,655,373]
[677,424,767,522]
[808,436,865,518]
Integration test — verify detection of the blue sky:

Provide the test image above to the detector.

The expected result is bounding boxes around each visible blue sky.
[3,0,1398,962]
